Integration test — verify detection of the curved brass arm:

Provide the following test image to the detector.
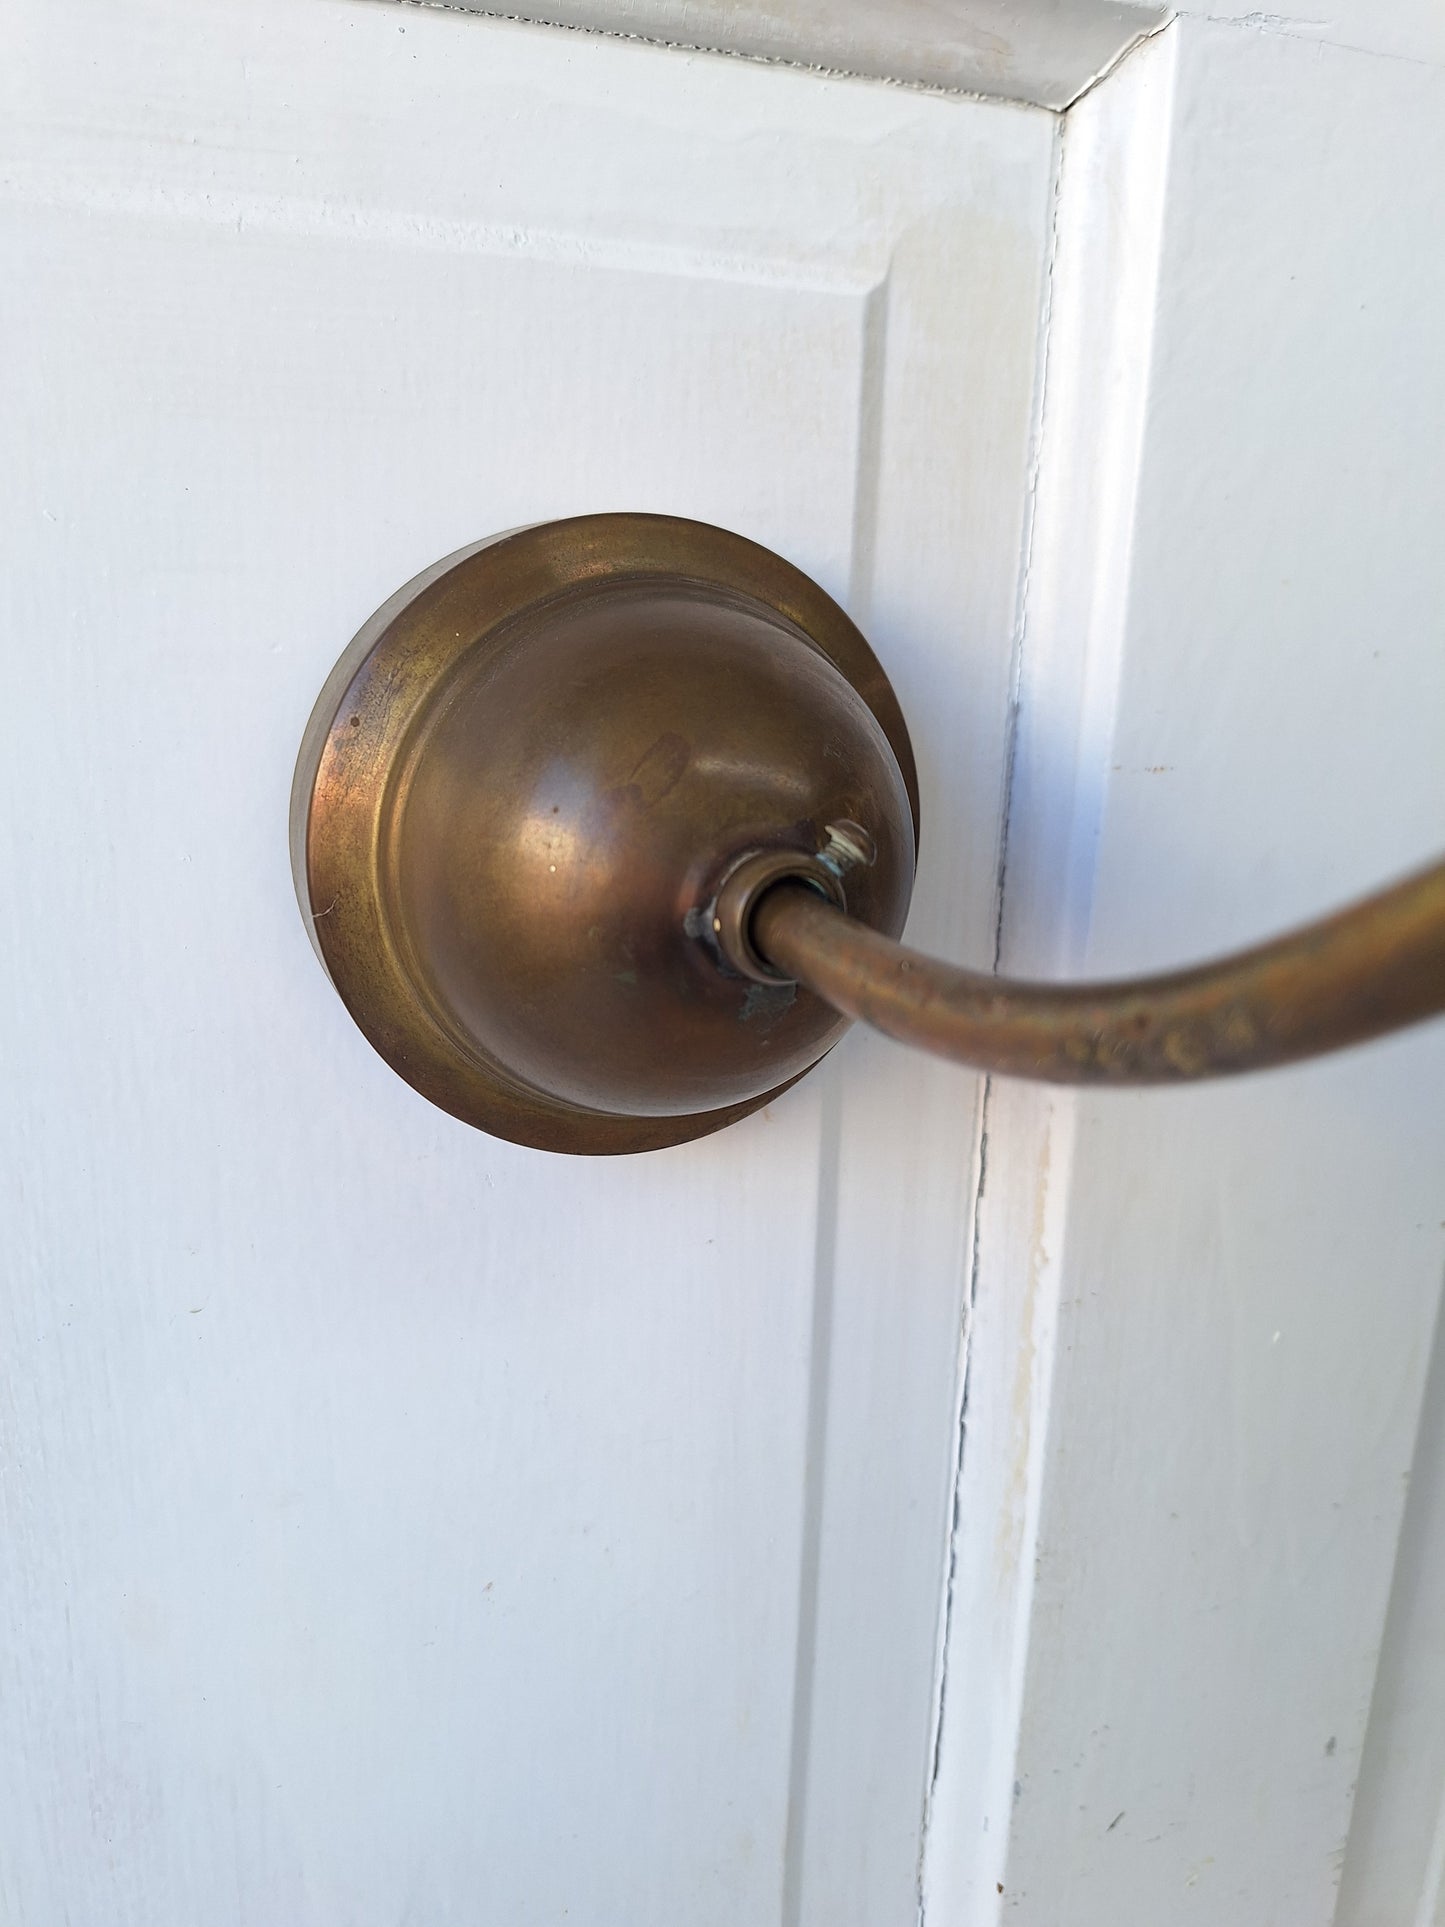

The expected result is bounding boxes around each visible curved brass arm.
[751,858,1445,1085]
[295,517,1445,1147]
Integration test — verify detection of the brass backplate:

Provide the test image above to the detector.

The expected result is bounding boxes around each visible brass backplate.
[291,515,919,1154]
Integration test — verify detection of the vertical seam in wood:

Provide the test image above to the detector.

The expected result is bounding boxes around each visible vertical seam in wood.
[1333,1268,1445,1923]
[780,1067,844,1927]
[915,108,1066,1927]
[781,280,888,1927]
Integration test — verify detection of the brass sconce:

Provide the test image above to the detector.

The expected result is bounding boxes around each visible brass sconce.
[291,515,1445,1154]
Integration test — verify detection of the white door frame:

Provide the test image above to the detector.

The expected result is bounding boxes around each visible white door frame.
[921,16,1445,1923]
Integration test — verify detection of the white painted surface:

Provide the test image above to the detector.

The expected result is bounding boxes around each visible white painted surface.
[9,3,1445,1921]
[1158,0,1445,69]
[0,4,1055,1922]
[423,0,1445,99]
[920,29,1179,1923]
[409,0,1164,108]
[1338,1303,1445,1926]
[925,16,1445,1923]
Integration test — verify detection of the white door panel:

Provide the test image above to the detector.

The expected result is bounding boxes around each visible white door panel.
[10,4,1442,1923]
[0,5,1053,1923]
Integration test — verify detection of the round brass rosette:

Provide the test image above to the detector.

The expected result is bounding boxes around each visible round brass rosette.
[291,515,920,1154]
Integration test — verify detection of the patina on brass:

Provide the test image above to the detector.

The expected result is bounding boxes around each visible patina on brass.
[751,863,1445,1084]
[291,514,918,1154]
[295,514,1445,1153]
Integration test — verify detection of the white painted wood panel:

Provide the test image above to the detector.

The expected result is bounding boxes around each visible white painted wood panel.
[430,0,1445,106]
[1338,1303,1445,1925]
[1162,0,1445,70]
[0,5,1054,1922]
[925,18,1445,1923]
[414,0,1165,109]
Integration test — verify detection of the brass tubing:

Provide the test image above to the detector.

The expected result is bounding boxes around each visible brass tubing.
[750,859,1445,1084]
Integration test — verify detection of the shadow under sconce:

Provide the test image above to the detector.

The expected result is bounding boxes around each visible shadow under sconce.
[291,515,1445,1155]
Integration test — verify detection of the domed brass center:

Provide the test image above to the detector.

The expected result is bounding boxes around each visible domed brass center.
[292,516,919,1153]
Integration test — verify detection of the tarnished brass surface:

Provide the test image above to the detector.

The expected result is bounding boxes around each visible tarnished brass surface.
[291,515,918,1153]
[295,514,1445,1148]
[752,862,1445,1084]
[711,847,846,985]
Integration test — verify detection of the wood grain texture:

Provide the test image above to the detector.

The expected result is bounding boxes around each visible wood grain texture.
[0,4,1054,1922]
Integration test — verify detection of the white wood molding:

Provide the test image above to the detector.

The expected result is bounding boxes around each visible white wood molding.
[1337,1299,1445,1924]
[920,24,1180,1918]
[924,14,1445,1922]
[387,0,1167,108]
[8,3,1444,1921]
[1168,0,1445,69]
[388,0,1445,104]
